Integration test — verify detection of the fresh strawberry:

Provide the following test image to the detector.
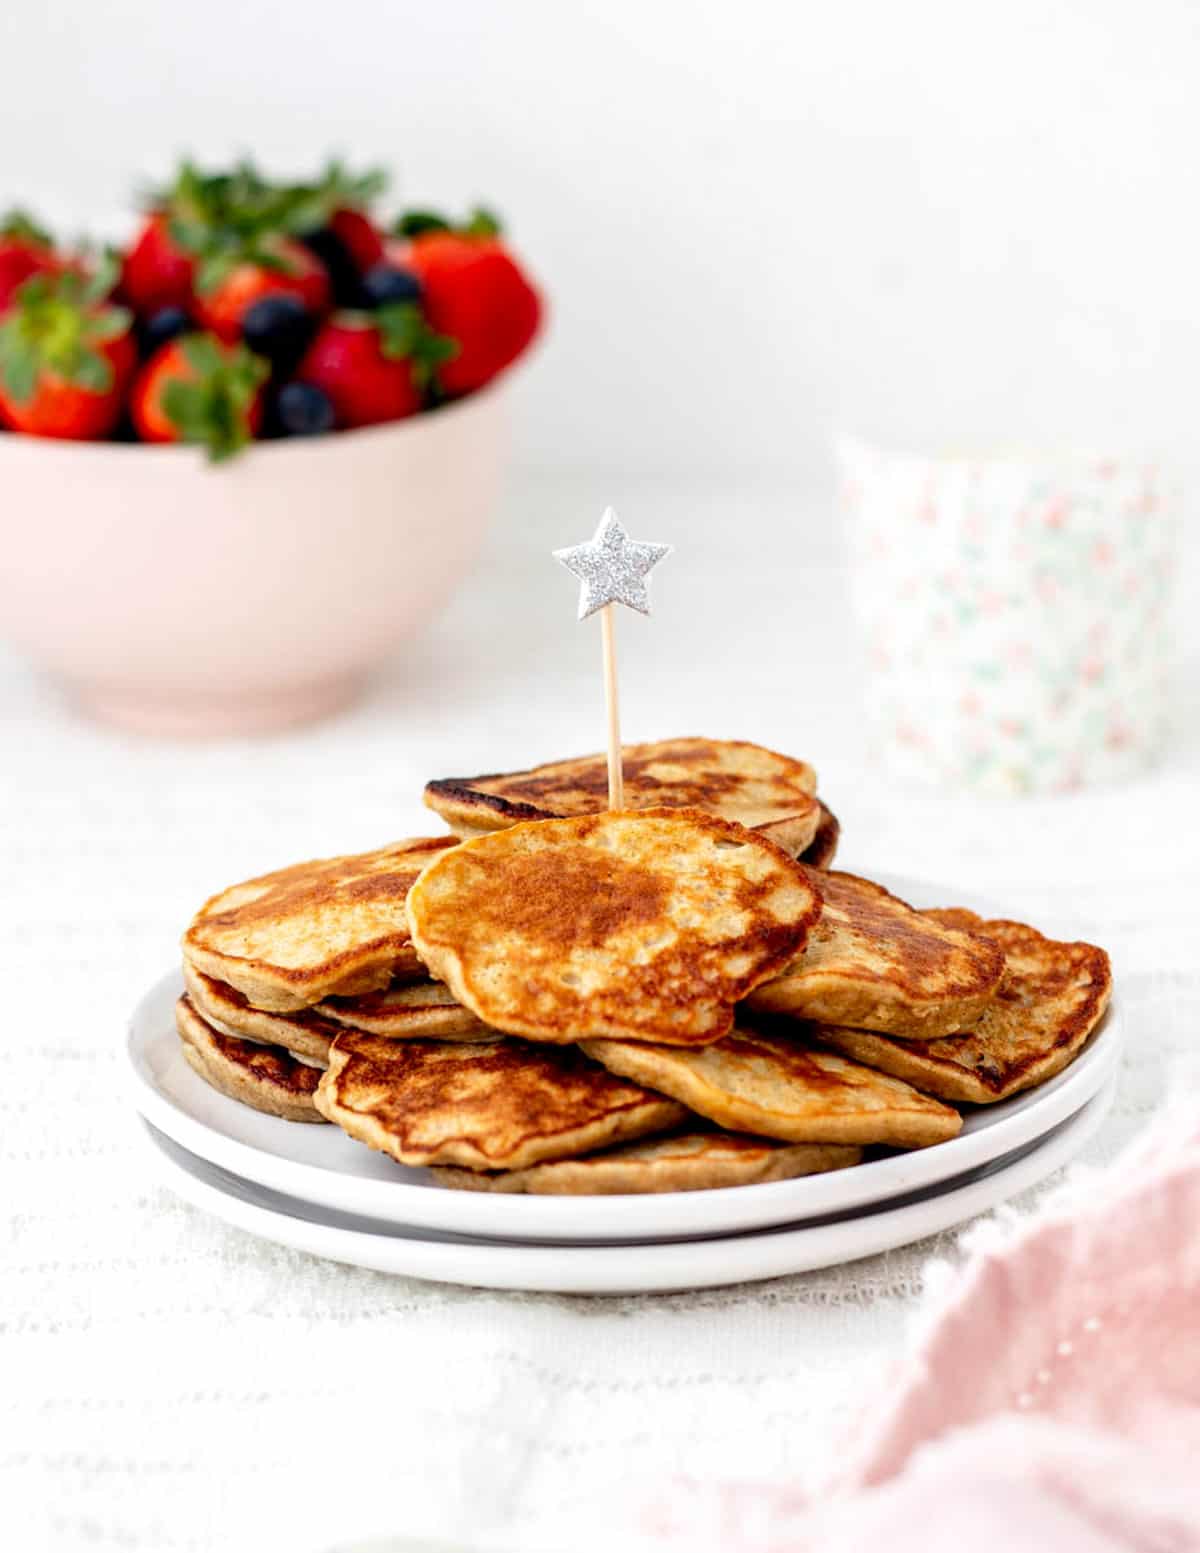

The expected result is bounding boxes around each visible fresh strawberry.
[285,164,389,303]
[121,211,196,314]
[123,162,322,325]
[191,236,328,343]
[295,305,455,429]
[329,207,385,273]
[130,333,268,460]
[122,161,277,315]
[393,209,541,394]
[0,211,60,313]
[123,162,385,323]
[0,270,134,439]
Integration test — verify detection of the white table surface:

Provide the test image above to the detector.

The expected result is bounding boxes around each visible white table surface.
[3,470,1197,1553]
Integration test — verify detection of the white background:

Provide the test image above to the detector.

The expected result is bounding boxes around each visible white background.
[4,0,1200,494]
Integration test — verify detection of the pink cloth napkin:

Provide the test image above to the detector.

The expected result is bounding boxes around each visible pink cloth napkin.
[641,1109,1200,1552]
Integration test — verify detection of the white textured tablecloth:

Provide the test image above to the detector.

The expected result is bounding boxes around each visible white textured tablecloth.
[4,473,1197,1552]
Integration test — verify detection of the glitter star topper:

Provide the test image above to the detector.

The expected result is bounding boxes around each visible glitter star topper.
[554,507,672,808]
[553,506,672,620]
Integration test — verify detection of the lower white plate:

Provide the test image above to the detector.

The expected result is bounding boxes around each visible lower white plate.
[141,1079,1114,1295]
[125,872,1121,1245]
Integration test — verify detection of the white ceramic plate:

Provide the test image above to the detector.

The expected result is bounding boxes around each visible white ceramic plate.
[125,872,1121,1245]
[140,1079,1114,1294]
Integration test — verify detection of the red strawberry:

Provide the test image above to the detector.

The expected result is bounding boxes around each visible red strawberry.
[329,208,385,273]
[121,212,196,314]
[0,271,134,439]
[0,211,60,313]
[394,211,541,394]
[192,236,329,343]
[295,306,454,429]
[122,162,279,315]
[131,333,268,460]
[286,163,388,282]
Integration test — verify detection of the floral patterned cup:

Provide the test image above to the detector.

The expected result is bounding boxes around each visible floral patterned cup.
[838,438,1173,794]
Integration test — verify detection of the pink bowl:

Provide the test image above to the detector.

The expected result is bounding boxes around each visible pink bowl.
[0,385,508,736]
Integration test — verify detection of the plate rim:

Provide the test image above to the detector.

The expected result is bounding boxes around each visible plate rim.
[126,977,1120,1242]
[139,1080,1116,1295]
[125,870,1122,1244]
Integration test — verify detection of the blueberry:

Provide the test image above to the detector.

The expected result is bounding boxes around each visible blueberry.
[271,381,335,438]
[242,294,315,375]
[361,263,422,308]
[297,225,363,307]
[137,306,190,358]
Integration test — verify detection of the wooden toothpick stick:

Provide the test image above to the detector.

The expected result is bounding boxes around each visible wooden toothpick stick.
[600,604,624,809]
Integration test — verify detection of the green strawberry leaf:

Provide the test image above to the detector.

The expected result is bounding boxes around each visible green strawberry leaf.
[81,248,122,305]
[409,329,459,390]
[0,343,38,404]
[160,378,202,414]
[250,246,298,276]
[317,159,388,206]
[279,160,389,233]
[168,215,215,254]
[372,303,459,388]
[194,251,237,294]
[277,192,330,235]
[88,305,133,344]
[153,159,388,285]
[0,208,52,246]
[374,302,423,360]
[395,205,505,241]
[73,349,114,394]
[180,333,229,376]
[13,273,52,308]
[462,206,502,238]
[163,337,268,462]
[0,271,131,400]
[394,209,452,238]
[162,378,212,428]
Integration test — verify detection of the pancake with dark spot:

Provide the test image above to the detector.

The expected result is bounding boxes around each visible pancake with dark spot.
[424,738,822,856]
[582,1023,962,1148]
[406,808,823,1046]
[182,836,456,1012]
[176,995,326,1122]
[431,1130,862,1194]
[314,1031,688,1170]
[814,912,1112,1103]
[747,871,1005,1039]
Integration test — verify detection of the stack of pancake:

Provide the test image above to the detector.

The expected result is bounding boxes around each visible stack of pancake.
[176,738,1112,1196]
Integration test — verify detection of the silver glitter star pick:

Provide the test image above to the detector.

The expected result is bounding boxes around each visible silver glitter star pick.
[553,507,672,621]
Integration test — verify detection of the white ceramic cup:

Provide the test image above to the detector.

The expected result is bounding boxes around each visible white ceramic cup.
[0,385,508,737]
[837,437,1173,794]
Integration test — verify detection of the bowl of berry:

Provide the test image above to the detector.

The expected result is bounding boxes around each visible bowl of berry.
[0,162,542,736]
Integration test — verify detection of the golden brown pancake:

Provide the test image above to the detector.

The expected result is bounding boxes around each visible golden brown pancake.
[182,961,337,1065]
[424,738,822,855]
[406,808,823,1046]
[799,801,840,869]
[176,996,325,1122]
[582,1024,962,1148]
[816,912,1112,1103]
[747,871,1005,1039]
[431,1131,862,1194]
[181,836,456,1012]
[317,979,487,1040]
[313,1031,688,1170]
